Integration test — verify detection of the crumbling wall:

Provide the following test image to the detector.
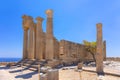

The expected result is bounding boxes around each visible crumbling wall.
[59,40,87,62]
[53,37,59,59]
[59,40,107,62]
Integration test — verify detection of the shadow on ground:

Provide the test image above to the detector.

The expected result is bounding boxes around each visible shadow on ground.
[0,66,9,69]
[9,67,32,73]
[15,71,37,79]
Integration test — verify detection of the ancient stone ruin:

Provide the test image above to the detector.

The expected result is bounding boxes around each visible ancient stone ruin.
[21,9,106,75]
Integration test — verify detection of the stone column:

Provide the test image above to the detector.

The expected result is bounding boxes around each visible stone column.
[36,17,44,60]
[45,9,54,60]
[96,23,104,74]
[23,28,29,59]
[103,40,106,60]
[28,16,35,60]
[34,23,37,59]
[22,15,29,59]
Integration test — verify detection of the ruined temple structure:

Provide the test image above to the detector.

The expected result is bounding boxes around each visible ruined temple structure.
[21,9,106,69]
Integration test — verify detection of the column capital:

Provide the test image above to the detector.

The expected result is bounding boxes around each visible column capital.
[23,27,29,31]
[22,15,29,31]
[36,17,44,22]
[45,9,53,18]
[22,15,33,20]
[96,23,102,27]
[22,15,27,19]
[22,15,34,30]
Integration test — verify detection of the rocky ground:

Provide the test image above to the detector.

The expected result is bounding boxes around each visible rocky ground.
[103,61,120,70]
[0,61,120,80]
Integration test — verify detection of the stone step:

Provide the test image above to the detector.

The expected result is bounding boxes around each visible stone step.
[26,61,34,64]
[31,65,39,68]
[23,63,31,66]
[29,67,38,71]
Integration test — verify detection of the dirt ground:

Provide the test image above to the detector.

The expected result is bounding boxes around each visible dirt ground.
[59,68,120,80]
[0,66,120,80]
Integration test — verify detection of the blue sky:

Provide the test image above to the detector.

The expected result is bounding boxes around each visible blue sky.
[0,0,120,58]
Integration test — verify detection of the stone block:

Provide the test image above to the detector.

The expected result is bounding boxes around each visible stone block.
[47,69,59,80]
[77,62,83,69]
[40,74,48,80]
[47,60,60,68]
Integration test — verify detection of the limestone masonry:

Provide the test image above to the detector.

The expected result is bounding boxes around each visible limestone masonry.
[22,9,106,64]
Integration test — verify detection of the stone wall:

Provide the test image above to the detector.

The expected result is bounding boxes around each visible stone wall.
[59,40,87,62]
[53,37,59,59]
[59,40,106,62]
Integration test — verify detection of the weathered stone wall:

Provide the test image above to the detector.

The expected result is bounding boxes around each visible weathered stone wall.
[59,40,65,59]
[59,40,106,62]
[59,40,87,62]
[53,37,59,59]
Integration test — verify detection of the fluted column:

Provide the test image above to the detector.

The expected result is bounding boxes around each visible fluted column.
[28,16,35,60]
[45,9,54,60]
[36,17,44,60]
[22,15,29,59]
[96,23,104,74]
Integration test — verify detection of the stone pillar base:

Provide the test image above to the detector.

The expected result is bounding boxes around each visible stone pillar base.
[47,69,59,80]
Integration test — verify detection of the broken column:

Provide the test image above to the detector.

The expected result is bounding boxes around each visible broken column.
[36,17,44,60]
[45,9,54,60]
[22,15,29,59]
[28,16,35,60]
[47,69,59,80]
[96,23,104,74]
[77,62,83,69]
